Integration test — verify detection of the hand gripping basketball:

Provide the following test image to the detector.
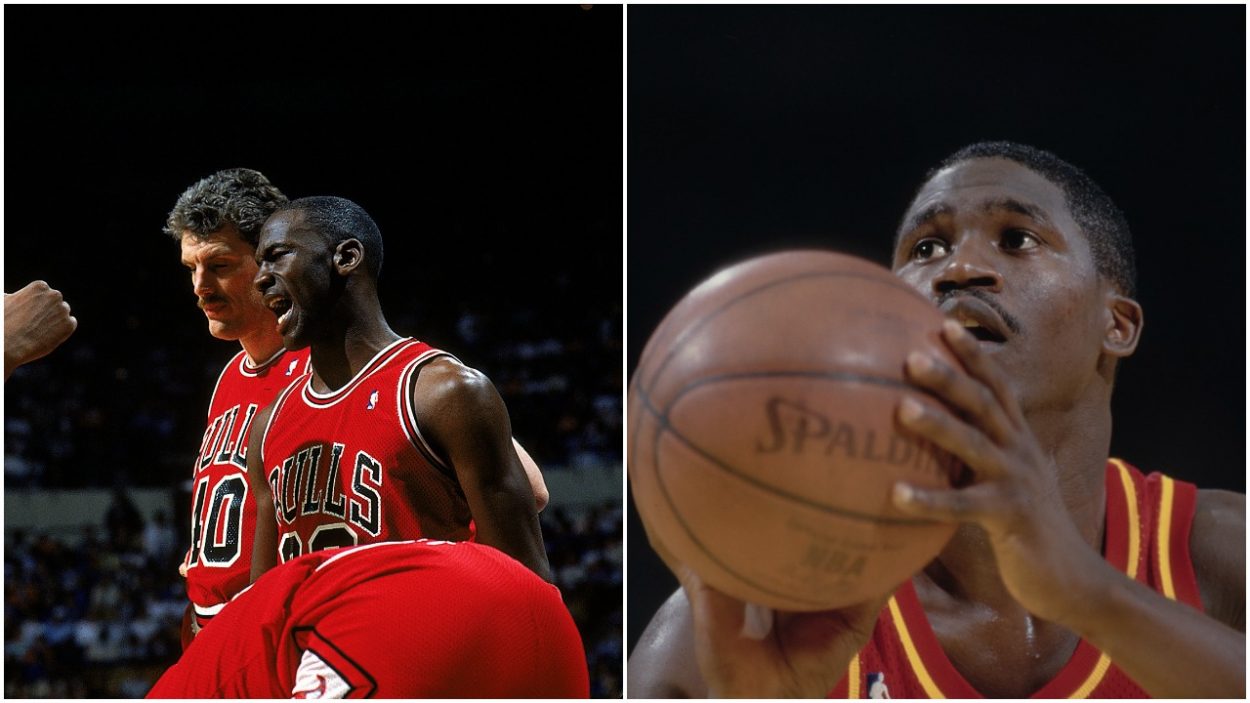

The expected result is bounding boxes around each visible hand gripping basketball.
[629,250,958,611]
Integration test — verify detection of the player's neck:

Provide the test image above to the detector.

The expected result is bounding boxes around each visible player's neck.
[238,328,286,367]
[308,318,403,393]
[1026,394,1113,554]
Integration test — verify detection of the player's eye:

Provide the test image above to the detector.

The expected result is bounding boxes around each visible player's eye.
[1000,229,1040,252]
[910,237,950,262]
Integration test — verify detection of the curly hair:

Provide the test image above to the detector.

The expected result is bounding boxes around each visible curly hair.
[904,142,1137,298]
[164,168,288,247]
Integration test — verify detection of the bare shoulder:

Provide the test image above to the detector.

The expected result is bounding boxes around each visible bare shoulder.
[628,588,707,698]
[409,357,500,415]
[1190,489,1245,631]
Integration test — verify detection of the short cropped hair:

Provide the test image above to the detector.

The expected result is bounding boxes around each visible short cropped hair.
[274,196,384,279]
[909,141,1137,298]
[164,168,288,247]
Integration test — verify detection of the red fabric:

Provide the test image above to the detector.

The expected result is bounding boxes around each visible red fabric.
[184,347,311,639]
[149,540,589,698]
[258,339,476,566]
[830,460,1202,698]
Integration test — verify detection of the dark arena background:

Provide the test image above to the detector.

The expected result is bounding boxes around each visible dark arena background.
[627,6,1245,654]
[4,6,622,698]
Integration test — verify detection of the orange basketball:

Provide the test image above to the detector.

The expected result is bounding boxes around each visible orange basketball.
[629,250,959,611]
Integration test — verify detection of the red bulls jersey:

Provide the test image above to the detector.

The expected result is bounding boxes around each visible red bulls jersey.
[830,459,1203,699]
[184,347,311,622]
[258,338,474,564]
[149,540,590,698]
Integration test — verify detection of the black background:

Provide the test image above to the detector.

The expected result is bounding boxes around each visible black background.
[627,6,1245,652]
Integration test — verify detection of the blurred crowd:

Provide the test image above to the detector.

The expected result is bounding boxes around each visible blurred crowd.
[5,498,622,698]
[4,299,621,489]
[4,501,184,698]
[545,502,624,698]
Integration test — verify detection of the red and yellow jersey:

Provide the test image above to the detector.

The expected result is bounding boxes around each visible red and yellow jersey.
[830,459,1202,699]
[184,347,311,622]
[150,540,590,698]
[258,338,475,564]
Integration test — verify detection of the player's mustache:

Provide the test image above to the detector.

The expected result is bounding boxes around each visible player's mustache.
[197,296,227,309]
[937,289,1023,335]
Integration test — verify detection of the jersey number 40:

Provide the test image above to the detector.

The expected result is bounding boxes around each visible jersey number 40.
[189,475,247,567]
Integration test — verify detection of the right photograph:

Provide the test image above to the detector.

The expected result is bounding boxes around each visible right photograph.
[626,5,1245,699]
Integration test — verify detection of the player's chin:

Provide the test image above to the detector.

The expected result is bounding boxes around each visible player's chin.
[207,319,242,341]
[280,318,313,351]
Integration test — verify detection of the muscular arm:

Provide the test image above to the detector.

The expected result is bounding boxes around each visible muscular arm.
[1054,490,1245,698]
[1057,489,1242,697]
[628,589,707,698]
[512,438,549,512]
[414,359,550,580]
[1192,489,1245,632]
[247,402,279,582]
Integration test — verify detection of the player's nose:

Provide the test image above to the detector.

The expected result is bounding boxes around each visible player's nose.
[254,264,273,294]
[192,267,215,297]
[932,238,1003,295]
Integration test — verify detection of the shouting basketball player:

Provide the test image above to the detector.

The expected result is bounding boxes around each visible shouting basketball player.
[167,171,550,641]
[148,539,589,697]
[628,142,1245,698]
[247,196,552,581]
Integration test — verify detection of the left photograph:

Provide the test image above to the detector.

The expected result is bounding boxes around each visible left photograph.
[4,6,622,699]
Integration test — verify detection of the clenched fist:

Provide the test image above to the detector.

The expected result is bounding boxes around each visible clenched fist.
[5,281,77,380]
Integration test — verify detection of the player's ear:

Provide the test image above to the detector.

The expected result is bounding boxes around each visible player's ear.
[333,239,365,276]
[1102,286,1142,359]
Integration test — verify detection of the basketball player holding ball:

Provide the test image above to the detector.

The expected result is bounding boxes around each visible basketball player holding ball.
[629,142,1245,698]
[165,170,550,643]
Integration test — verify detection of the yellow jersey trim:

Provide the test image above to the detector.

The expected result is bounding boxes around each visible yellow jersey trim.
[1157,475,1177,599]
[887,596,945,698]
[847,652,860,698]
[1066,459,1141,698]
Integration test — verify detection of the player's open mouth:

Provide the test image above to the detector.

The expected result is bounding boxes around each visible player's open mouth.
[265,295,294,331]
[958,316,1006,343]
[941,297,1009,344]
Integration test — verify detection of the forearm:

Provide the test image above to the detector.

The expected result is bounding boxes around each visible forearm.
[628,588,706,698]
[471,485,551,581]
[1064,565,1245,698]
[249,492,278,582]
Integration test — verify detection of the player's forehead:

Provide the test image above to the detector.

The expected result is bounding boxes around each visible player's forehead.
[900,158,1075,235]
[258,209,320,248]
[179,224,254,263]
